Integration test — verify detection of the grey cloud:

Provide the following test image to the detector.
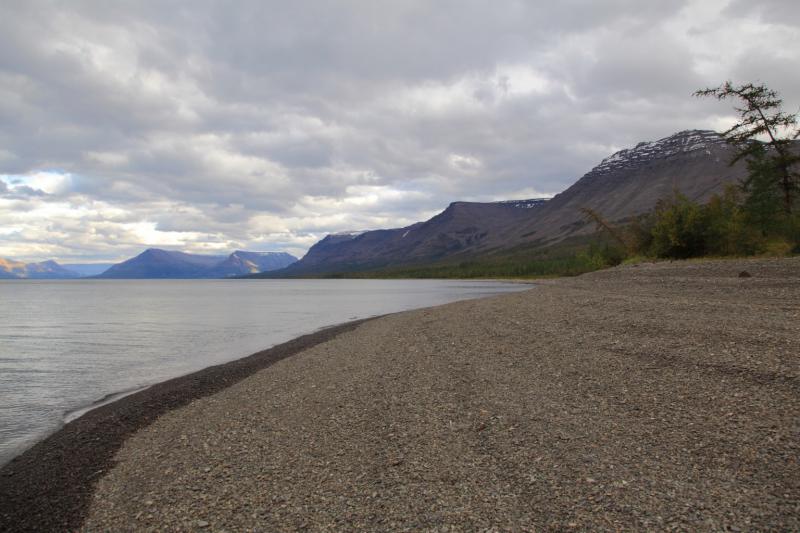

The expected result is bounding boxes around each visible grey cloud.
[0,1,798,260]
[725,0,800,26]
[11,185,46,197]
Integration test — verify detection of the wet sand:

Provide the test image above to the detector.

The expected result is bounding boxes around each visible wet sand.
[2,257,799,531]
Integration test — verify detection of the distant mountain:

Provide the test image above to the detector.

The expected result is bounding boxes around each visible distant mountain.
[266,130,760,276]
[62,263,115,277]
[96,248,297,279]
[0,258,80,279]
[208,251,297,277]
[98,249,224,279]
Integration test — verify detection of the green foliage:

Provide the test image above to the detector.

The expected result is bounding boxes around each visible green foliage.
[621,81,800,260]
[625,215,655,254]
[703,185,760,255]
[629,184,799,260]
[326,236,626,279]
[741,143,788,234]
[647,191,708,258]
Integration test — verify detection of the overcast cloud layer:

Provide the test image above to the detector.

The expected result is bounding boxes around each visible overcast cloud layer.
[1,0,799,261]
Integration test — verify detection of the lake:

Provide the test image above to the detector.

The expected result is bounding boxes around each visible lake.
[0,279,528,465]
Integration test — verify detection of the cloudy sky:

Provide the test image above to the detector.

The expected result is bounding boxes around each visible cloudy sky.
[1,0,799,262]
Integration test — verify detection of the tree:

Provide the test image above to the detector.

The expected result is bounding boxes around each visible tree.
[648,191,707,259]
[695,82,799,214]
[579,207,636,254]
[741,143,784,234]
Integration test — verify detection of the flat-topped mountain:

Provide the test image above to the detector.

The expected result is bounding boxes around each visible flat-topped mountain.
[97,249,297,279]
[282,199,548,275]
[267,130,761,276]
[0,258,80,279]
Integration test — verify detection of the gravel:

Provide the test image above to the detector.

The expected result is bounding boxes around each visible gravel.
[29,258,800,530]
[0,320,369,532]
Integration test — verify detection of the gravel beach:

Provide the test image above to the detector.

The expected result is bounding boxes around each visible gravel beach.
[5,257,800,531]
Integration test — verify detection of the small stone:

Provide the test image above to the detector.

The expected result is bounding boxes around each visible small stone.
[197,520,210,528]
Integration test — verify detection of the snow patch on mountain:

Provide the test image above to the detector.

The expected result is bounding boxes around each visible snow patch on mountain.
[494,198,549,209]
[591,130,727,176]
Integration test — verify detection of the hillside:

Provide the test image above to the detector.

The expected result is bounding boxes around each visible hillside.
[504,129,746,247]
[263,130,750,276]
[284,199,546,275]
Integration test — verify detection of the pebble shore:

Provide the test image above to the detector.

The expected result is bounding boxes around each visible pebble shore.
[6,257,800,531]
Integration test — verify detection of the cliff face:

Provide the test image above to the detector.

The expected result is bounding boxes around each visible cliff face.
[277,130,755,276]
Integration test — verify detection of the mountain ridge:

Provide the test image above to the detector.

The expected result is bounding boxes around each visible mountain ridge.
[281,199,549,275]
[96,249,297,279]
[261,129,764,276]
[0,258,80,279]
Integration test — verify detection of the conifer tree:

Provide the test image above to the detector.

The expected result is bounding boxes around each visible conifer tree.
[695,82,799,214]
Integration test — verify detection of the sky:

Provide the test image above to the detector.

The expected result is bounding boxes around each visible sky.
[1,0,799,262]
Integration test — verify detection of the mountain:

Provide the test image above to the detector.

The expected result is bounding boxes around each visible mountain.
[208,251,298,277]
[96,248,297,279]
[503,129,747,247]
[284,199,547,275]
[97,249,226,279]
[62,263,116,277]
[0,258,80,279]
[270,130,755,276]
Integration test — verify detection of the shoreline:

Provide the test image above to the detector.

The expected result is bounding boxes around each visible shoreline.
[62,385,152,424]
[2,257,798,530]
[0,279,529,471]
[0,317,373,532]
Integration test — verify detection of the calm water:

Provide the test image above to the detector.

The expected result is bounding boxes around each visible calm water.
[0,279,527,465]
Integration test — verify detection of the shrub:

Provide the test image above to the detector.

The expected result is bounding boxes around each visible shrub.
[648,192,707,258]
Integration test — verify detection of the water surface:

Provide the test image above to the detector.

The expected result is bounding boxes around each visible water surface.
[0,279,527,464]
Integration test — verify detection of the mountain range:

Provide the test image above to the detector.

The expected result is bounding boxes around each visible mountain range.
[95,249,297,279]
[6,129,786,279]
[260,129,755,276]
[0,250,297,279]
[0,258,81,279]
[284,199,548,275]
